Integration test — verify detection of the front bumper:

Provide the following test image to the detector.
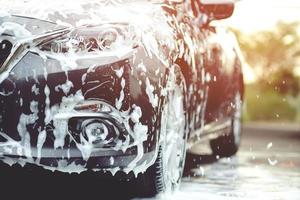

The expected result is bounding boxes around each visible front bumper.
[0,145,157,173]
[0,44,163,173]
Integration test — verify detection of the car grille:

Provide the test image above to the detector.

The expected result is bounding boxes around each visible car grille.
[0,40,13,69]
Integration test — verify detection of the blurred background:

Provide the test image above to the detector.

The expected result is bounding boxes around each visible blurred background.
[220,0,300,126]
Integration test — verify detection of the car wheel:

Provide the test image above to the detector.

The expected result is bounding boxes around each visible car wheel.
[136,66,187,197]
[210,91,242,157]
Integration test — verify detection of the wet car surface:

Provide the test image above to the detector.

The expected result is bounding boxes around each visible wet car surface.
[1,0,243,197]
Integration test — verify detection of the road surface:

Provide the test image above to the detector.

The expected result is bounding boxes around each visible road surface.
[0,124,299,199]
[174,124,300,200]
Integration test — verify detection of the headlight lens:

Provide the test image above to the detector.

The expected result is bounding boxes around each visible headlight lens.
[39,24,138,54]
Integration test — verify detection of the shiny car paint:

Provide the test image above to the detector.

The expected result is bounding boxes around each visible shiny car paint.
[0,0,244,175]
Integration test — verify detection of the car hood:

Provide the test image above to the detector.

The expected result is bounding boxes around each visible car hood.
[0,15,66,37]
[0,0,176,73]
[0,0,162,33]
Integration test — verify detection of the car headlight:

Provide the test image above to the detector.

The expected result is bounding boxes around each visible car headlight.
[38,24,138,54]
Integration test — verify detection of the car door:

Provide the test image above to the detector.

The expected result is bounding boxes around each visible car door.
[186,0,237,125]
[169,2,208,135]
[204,26,237,124]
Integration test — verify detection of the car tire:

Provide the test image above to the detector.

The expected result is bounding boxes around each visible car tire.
[136,65,187,197]
[210,91,243,157]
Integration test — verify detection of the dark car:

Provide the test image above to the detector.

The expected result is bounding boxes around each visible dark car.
[0,0,244,197]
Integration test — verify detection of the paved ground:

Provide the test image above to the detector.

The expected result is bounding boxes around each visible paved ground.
[174,124,300,200]
[0,124,299,199]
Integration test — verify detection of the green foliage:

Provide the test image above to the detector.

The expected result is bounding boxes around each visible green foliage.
[232,22,300,90]
[231,21,300,122]
[243,84,297,122]
[272,69,300,97]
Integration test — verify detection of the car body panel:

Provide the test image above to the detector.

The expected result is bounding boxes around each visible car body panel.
[0,0,244,175]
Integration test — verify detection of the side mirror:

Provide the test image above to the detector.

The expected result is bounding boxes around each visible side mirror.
[201,0,235,20]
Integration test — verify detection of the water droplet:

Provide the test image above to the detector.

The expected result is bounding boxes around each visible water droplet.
[268,158,278,166]
[199,166,205,176]
[267,142,273,149]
